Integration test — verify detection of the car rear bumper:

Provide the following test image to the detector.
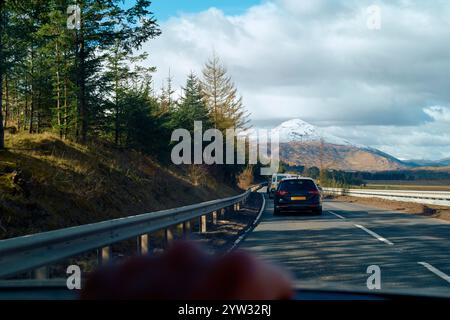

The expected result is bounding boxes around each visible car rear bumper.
[275,203,321,211]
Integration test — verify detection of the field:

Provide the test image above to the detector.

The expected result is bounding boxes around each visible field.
[360,180,450,191]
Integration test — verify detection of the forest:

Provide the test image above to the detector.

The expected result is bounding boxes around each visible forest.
[0,0,250,176]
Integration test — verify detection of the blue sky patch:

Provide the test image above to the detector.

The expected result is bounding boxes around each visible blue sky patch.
[150,0,262,21]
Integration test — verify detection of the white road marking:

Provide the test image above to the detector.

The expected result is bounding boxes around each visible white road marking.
[329,211,345,220]
[354,224,394,245]
[418,262,450,284]
[253,193,266,226]
[228,193,266,253]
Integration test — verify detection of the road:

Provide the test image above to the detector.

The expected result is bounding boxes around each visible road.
[240,188,450,297]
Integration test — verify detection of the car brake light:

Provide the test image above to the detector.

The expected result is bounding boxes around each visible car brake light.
[308,190,320,195]
[276,190,289,197]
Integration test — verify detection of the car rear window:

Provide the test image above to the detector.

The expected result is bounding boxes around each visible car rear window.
[278,180,317,192]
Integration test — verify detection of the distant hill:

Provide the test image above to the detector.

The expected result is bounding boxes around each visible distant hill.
[404,158,450,167]
[272,119,408,172]
[412,165,450,173]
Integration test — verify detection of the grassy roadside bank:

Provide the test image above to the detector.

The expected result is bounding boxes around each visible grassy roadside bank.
[0,133,241,240]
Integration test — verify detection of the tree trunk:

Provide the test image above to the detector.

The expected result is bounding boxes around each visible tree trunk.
[36,92,41,133]
[24,80,28,131]
[63,76,68,139]
[0,0,5,149]
[0,70,4,149]
[29,92,34,133]
[76,12,88,143]
[29,48,34,134]
[55,42,62,139]
[4,73,8,128]
[114,60,119,145]
[15,79,20,130]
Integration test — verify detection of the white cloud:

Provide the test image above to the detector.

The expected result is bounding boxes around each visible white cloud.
[140,0,450,160]
[325,122,450,160]
[424,106,450,123]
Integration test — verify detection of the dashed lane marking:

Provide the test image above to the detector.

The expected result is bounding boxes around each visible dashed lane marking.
[418,262,450,284]
[329,211,345,220]
[354,224,394,246]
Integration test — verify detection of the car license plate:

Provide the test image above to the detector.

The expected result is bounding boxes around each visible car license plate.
[291,196,306,201]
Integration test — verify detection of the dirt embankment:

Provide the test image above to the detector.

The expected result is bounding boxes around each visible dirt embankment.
[0,133,241,240]
[333,195,450,222]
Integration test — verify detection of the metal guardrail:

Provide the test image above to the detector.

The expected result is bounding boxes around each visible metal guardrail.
[0,186,261,280]
[323,187,450,207]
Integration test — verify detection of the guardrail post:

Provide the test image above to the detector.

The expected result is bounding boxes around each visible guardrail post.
[98,246,111,265]
[33,266,48,280]
[183,221,191,239]
[137,234,150,255]
[212,211,218,225]
[164,228,173,246]
[0,189,262,279]
[200,215,207,233]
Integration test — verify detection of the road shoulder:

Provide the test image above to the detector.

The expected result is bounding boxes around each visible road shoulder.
[330,195,450,223]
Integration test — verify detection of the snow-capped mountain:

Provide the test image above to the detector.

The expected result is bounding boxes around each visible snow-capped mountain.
[271,119,359,146]
[267,119,407,171]
[245,119,445,171]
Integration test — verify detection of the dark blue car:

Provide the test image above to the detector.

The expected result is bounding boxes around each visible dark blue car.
[274,178,322,215]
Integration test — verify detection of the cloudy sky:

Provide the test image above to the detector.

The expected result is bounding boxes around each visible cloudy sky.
[141,0,450,160]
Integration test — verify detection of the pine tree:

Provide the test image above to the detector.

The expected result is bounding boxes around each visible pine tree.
[200,53,250,131]
[0,0,27,146]
[38,5,75,138]
[171,72,211,132]
[105,38,152,145]
[0,0,161,146]
[159,70,176,114]
[73,0,161,142]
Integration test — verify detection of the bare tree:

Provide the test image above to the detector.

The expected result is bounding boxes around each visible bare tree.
[201,53,250,131]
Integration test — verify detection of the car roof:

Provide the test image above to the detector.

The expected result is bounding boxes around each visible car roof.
[280,177,315,182]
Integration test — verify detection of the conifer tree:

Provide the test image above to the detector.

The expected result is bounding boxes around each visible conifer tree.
[201,53,250,131]
[172,72,211,132]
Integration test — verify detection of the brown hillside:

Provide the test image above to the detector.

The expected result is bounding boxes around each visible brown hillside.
[280,142,407,171]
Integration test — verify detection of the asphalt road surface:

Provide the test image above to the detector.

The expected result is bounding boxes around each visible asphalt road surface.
[240,188,450,297]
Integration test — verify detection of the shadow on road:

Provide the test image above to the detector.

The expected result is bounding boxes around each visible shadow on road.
[241,194,450,296]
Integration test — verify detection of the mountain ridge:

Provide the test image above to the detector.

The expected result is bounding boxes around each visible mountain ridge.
[271,119,408,171]
[403,157,450,167]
